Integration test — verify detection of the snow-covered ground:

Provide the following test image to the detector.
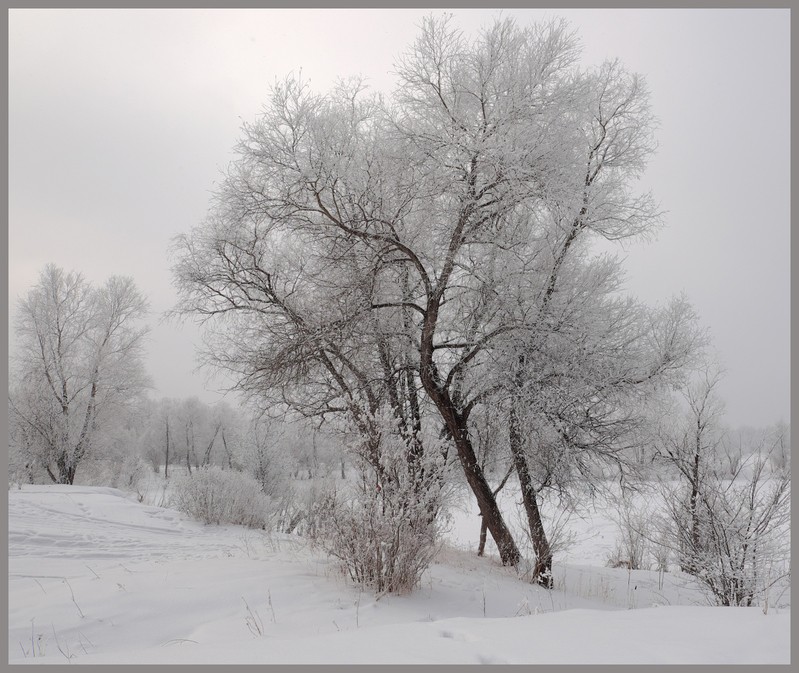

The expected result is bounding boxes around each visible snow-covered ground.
[8,482,790,664]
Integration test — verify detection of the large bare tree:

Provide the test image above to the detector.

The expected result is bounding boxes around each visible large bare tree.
[172,16,701,568]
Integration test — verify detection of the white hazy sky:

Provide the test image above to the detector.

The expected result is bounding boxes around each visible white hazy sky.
[8,8,790,428]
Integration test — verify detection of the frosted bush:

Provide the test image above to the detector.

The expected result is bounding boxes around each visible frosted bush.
[607,493,651,570]
[171,466,274,529]
[311,415,451,595]
[8,444,41,486]
[314,479,443,595]
[74,453,143,490]
[659,465,790,607]
[115,455,150,495]
[242,422,305,533]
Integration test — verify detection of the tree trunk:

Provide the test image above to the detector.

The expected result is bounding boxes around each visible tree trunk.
[311,430,318,480]
[185,422,192,475]
[54,452,71,485]
[164,419,170,479]
[422,381,521,566]
[71,381,98,483]
[509,394,553,588]
[222,430,233,469]
[477,516,488,556]
[186,421,201,472]
[419,297,521,567]
[682,432,702,575]
[202,423,221,467]
[690,439,701,554]
[477,466,514,558]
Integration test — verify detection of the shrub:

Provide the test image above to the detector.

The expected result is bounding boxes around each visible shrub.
[8,443,41,486]
[654,448,791,607]
[311,414,451,595]
[607,491,651,570]
[171,466,274,529]
[114,455,150,495]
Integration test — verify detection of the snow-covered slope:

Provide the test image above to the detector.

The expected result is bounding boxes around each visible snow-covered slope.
[8,485,790,664]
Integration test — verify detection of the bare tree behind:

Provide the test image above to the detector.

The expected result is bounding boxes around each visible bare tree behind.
[10,265,150,485]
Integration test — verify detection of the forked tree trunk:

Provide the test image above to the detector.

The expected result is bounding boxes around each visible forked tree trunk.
[202,423,221,466]
[420,376,521,566]
[221,430,233,470]
[477,466,514,557]
[419,292,521,567]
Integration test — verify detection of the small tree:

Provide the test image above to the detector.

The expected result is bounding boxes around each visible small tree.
[657,447,790,606]
[654,367,725,574]
[767,421,790,474]
[653,371,791,606]
[8,395,47,484]
[607,488,652,570]
[469,402,514,557]
[9,265,150,484]
[243,418,304,533]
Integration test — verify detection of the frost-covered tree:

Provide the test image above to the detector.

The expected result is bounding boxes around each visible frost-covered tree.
[498,288,701,585]
[211,401,248,470]
[654,367,725,574]
[163,397,249,474]
[140,396,243,477]
[9,265,150,484]
[653,370,791,606]
[172,16,701,569]
[467,401,514,557]
[146,397,176,477]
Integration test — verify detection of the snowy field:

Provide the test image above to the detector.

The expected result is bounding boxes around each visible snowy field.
[8,482,791,665]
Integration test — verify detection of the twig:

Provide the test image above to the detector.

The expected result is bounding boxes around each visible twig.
[52,625,75,664]
[267,589,277,623]
[62,578,85,619]
[242,597,264,637]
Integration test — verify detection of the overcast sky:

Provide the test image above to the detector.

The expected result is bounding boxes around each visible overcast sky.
[8,8,790,428]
